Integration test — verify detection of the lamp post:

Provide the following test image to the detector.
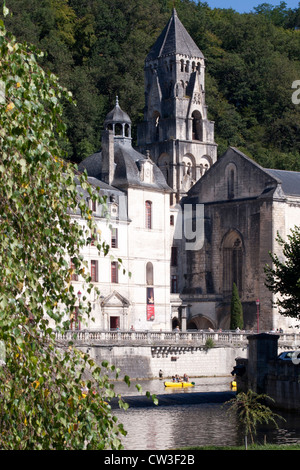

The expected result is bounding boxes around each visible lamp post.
[76,291,82,330]
[256,299,260,333]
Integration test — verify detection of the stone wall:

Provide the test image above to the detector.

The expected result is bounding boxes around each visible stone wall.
[81,343,247,379]
[235,333,300,411]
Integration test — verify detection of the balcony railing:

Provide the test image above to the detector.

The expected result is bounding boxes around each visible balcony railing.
[55,329,300,348]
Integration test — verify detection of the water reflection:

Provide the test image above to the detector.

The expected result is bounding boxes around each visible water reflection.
[114,403,237,450]
[112,377,300,450]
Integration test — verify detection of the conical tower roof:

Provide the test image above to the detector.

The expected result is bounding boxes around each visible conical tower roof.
[146,9,204,61]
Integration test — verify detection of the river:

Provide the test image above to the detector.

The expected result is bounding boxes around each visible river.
[112,377,300,450]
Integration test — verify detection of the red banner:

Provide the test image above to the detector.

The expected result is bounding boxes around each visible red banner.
[147,287,155,321]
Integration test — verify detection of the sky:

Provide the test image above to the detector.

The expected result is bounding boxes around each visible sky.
[204,0,299,13]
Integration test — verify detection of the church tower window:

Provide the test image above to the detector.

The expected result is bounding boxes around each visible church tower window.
[192,111,203,141]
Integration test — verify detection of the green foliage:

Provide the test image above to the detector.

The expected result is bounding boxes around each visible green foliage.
[265,226,300,320]
[0,7,129,449]
[225,390,284,446]
[2,0,299,167]
[230,283,244,330]
[205,337,215,349]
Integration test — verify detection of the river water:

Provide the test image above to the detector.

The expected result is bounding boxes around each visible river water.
[112,377,300,450]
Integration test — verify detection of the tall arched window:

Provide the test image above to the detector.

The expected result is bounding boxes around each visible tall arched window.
[228,169,235,199]
[145,201,152,229]
[223,231,243,296]
[192,111,203,141]
[225,163,237,200]
[146,262,154,285]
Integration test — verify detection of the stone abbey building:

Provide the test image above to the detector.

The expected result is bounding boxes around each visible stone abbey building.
[75,9,300,333]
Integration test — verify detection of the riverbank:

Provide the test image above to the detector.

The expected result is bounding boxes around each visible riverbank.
[111,390,236,408]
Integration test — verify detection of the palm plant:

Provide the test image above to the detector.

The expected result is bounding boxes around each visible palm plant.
[225,390,285,448]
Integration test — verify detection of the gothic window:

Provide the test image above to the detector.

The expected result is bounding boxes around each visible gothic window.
[192,111,203,141]
[146,262,154,285]
[222,232,243,296]
[180,59,184,72]
[145,201,152,229]
[185,61,190,73]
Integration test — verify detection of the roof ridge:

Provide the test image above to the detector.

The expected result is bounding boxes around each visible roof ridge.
[158,10,173,58]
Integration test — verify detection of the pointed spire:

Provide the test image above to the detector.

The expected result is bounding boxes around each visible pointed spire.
[116,95,119,107]
[146,9,204,61]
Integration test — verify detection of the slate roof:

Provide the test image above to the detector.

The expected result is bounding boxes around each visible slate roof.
[78,142,171,193]
[112,141,171,192]
[78,151,102,180]
[104,97,131,125]
[146,8,204,61]
[264,169,300,197]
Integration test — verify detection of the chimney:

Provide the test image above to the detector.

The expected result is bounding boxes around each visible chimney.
[101,129,114,185]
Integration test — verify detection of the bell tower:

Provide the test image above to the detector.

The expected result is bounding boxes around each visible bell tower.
[137,8,217,203]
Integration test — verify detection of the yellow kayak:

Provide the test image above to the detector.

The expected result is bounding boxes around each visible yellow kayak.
[164,381,195,388]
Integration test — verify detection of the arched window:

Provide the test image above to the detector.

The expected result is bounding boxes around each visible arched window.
[223,231,243,296]
[192,111,203,141]
[145,201,152,229]
[115,123,122,136]
[225,163,237,200]
[146,262,154,285]
[228,169,235,199]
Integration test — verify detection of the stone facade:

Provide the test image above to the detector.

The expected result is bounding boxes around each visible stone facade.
[181,147,300,332]
[67,9,300,335]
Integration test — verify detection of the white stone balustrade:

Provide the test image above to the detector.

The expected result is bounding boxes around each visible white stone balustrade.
[55,329,300,347]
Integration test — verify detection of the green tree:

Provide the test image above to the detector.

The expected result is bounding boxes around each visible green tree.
[225,390,284,448]
[265,226,300,321]
[0,6,130,449]
[230,283,244,330]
